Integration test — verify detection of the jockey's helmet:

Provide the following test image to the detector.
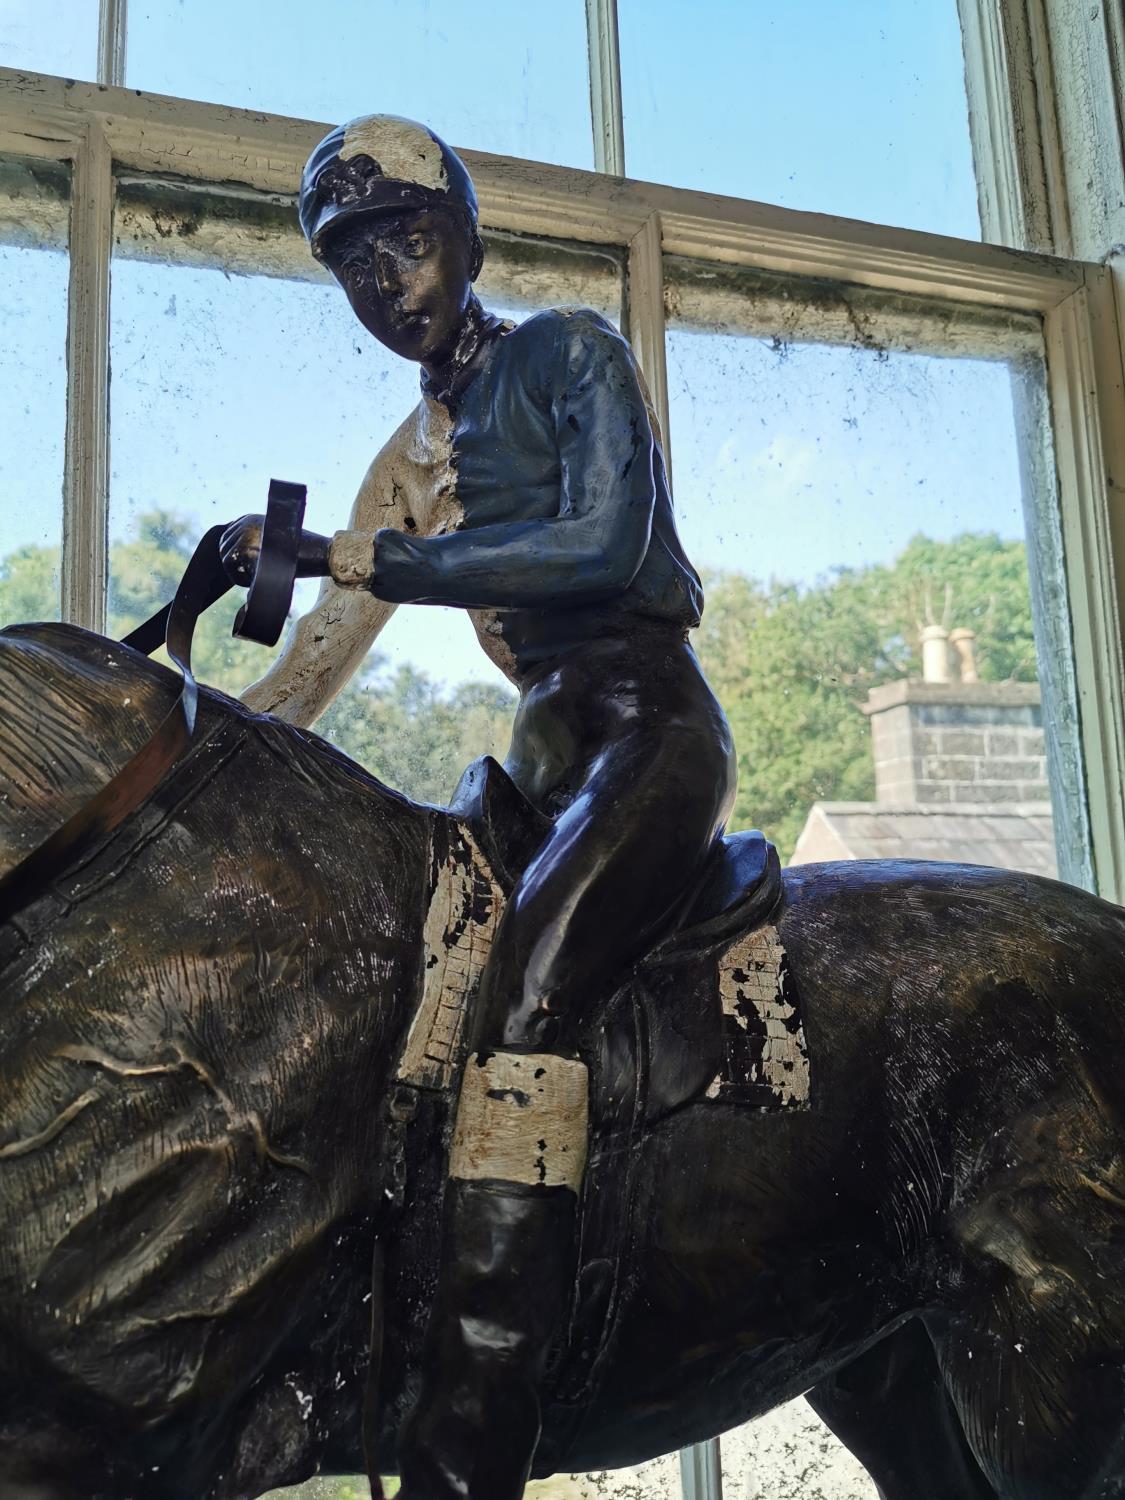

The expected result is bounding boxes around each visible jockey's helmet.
[299,115,479,260]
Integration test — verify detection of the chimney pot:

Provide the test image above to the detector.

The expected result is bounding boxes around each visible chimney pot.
[920,624,951,684]
[949,627,980,684]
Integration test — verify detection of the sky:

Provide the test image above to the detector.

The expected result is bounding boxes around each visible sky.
[1,1,1033,695]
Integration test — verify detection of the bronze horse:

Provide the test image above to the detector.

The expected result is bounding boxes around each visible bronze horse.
[2,620,1125,1500]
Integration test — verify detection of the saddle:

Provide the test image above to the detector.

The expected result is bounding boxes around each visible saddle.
[379,759,809,1472]
[449,754,782,961]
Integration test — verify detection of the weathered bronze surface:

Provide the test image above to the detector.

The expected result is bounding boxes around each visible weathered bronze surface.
[2,625,1125,1500]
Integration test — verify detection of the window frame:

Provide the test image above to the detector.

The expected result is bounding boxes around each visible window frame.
[1,7,1125,1496]
[2,65,1121,908]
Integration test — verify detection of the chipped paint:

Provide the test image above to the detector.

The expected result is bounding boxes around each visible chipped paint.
[450,1050,589,1189]
[378,393,461,537]
[706,924,810,1108]
[396,825,505,1091]
[339,115,449,194]
[240,395,459,725]
[468,608,519,681]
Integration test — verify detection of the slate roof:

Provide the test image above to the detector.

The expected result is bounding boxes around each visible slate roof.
[788,801,1057,879]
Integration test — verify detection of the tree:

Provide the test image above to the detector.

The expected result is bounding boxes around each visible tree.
[693,530,1035,854]
[1,517,1034,848]
[0,509,516,808]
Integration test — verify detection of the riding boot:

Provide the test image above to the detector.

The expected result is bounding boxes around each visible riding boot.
[396,1050,588,1500]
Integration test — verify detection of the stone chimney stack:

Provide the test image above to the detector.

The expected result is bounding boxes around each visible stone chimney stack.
[862,677,1048,805]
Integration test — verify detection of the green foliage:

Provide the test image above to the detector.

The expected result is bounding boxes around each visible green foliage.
[0,517,1034,850]
[0,541,61,628]
[0,509,515,808]
[694,530,1035,854]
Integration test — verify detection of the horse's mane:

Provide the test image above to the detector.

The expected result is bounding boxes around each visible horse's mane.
[0,621,421,881]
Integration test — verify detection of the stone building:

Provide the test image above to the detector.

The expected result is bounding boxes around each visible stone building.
[790,632,1056,876]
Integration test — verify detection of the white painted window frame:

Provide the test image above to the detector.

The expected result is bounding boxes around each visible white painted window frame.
[2,7,1125,1485]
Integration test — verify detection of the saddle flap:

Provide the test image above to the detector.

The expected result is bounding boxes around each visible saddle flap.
[448,755,550,891]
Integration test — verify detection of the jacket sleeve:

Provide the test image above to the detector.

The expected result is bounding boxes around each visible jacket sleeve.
[368,312,657,609]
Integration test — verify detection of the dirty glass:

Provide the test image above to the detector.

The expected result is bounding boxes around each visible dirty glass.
[265,1453,681,1500]
[0,156,70,630]
[620,0,979,239]
[0,0,97,80]
[126,0,592,170]
[664,253,1089,910]
[108,177,623,808]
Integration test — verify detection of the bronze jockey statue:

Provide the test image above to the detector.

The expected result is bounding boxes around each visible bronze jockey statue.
[221,115,737,1500]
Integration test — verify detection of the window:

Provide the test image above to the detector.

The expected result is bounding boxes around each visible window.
[0,156,69,630]
[618,0,980,237]
[2,7,1125,1499]
[664,252,1089,885]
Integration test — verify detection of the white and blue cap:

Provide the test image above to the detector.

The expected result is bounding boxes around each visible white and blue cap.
[299,114,478,259]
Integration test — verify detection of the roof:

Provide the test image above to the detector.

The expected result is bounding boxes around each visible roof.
[788,801,1057,879]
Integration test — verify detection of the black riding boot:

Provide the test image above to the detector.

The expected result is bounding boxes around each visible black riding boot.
[396,1177,578,1500]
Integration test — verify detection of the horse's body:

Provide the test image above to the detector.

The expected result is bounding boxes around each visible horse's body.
[2,623,1125,1500]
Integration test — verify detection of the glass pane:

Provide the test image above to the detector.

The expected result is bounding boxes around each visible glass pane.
[263,1454,681,1499]
[722,1407,878,1498]
[126,0,593,170]
[0,157,70,630]
[665,253,1090,897]
[109,178,623,806]
[620,0,979,238]
[0,0,98,79]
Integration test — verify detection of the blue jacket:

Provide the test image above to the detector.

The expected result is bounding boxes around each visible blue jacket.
[370,308,703,677]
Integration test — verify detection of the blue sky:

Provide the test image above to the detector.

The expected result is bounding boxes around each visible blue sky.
[1,2,1030,693]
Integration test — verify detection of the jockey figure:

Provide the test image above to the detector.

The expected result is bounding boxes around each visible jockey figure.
[222,116,737,1500]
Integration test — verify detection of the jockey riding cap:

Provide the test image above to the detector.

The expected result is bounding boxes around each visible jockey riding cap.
[299,115,478,260]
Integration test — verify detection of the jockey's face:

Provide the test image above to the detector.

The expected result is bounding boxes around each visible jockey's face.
[323,208,482,370]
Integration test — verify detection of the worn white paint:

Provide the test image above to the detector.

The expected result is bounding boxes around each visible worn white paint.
[1044,280,1125,903]
[327,531,376,589]
[96,0,127,90]
[708,925,810,1108]
[396,826,504,1092]
[340,115,449,193]
[241,394,459,723]
[450,1050,589,1190]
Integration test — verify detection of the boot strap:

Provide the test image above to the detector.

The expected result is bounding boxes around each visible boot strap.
[450,1051,588,1190]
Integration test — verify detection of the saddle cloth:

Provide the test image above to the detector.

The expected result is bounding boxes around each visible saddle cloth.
[394,812,811,1116]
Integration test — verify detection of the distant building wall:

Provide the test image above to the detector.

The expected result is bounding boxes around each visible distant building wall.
[863,679,1048,807]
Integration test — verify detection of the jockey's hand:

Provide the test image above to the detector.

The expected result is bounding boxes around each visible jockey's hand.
[221,516,332,587]
[220,515,264,586]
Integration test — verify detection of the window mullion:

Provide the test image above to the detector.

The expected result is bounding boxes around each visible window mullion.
[956,0,1070,255]
[585,0,625,176]
[626,212,670,479]
[1044,276,1125,904]
[97,0,128,89]
[680,1437,724,1500]
[61,116,113,633]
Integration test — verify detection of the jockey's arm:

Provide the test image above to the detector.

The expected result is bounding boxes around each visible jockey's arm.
[361,314,659,611]
[239,449,402,727]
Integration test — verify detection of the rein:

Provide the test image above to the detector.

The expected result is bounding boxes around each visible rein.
[0,481,305,927]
